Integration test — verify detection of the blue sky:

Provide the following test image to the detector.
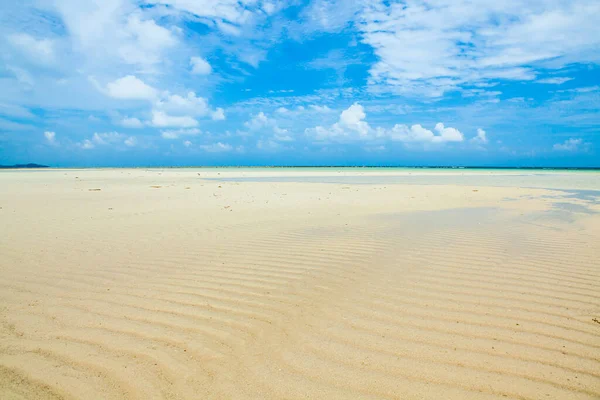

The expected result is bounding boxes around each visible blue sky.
[0,0,599,167]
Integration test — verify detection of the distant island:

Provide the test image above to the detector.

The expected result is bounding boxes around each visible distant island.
[0,163,49,169]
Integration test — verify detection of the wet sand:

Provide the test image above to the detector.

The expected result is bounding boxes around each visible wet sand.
[1,169,599,399]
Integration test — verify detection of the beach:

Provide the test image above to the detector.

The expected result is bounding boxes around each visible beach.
[1,168,599,399]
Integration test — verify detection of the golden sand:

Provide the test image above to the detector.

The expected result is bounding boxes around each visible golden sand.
[1,169,599,399]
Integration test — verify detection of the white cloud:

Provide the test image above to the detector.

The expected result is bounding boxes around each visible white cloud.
[306,103,370,140]
[199,142,233,152]
[273,105,328,117]
[244,111,291,140]
[299,0,362,32]
[212,108,226,121]
[556,85,600,94]
[245,112,270,130]
[121,117,144,128]
[147,0,261,26]
[44,131,56,143]
[79,139,95,150]
[99,80,223,128]
[8,34,55,64]
[268,89,294,94]
[360,1,600,96]
[52,3,177,70]
[106,75,157,100]
[124,136,137,147]
[161,128,201,139]
[256,138,285,151]
[154,91,210,117]
[309,105,333,113]
[433,123,464,143]
[78,131,136,148]
[553,138,584,151]
[384,123,464,144]
[151,110,198,128]
[92,132,124,145]
[0,118,32,131]
[339,103,370,136]
[0,104,35,119]
[118,15,178,66]
[215,20,243,36]
[183,140,192,147]
[537,77,573,85]
[471,128,489,145]
[149,92,225,127]
[307,103,465,145]
[190,56,212,75]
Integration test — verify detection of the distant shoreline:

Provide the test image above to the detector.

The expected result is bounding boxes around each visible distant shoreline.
[0,163,49,169]
[3,165,599,171]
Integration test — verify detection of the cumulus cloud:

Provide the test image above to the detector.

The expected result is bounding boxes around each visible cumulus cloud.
[92,132,124,145]
[245,112,291,141]
[106,75,157,100]
[245,112,269,130]
[118,15,177,66]
[51,3,177,70]
[307,103,465,145]
[44,131,56,143]
[161,128,201,139]
[151,110,198,128]
[124,136,137,147]
[553,138,584,151]
[190,56,212,75]
[470,128,489,145]
[273,105,323,116]
[212,108,226,121]
[256,138,286,151]
[79,139,95,150]
[154,91,215,118]
[309,105,334,113]
[384,123,464,144]
[339,103,370,136]
[121,117,144,128]
[78,131,136,149]
[199,142,233,152]
[98,81,224,129]
[306,103,371,140]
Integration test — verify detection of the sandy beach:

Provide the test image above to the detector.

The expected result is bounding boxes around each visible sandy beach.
[1,168,599,399]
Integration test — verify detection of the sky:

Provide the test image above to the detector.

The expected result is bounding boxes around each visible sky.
[0,0,599,167]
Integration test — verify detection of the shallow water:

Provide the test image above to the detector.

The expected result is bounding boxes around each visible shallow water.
[210,172,600,192]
